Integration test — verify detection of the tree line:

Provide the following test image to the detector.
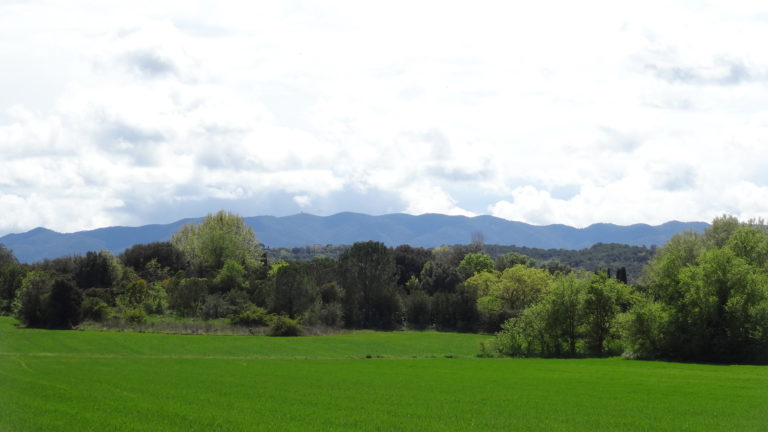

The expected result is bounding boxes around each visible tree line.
[267,242,652,283]
[1,211,766,363]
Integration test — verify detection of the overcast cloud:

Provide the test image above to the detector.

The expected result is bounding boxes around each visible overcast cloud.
[2,1,768,235]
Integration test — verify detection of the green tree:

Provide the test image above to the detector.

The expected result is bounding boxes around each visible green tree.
[13,270,53,327]
[167,277,208,317]
[404,289,431,329]
[394,245,433,289]
[212,259,249,294]
[171,211,262,276]
[493,272,588,357]
[457,253,495,280]
[0,245,25,313]
[338,241,401,329]
[621,296,670,359]
[643,230,705,304]
[583,272,631,355]
[464,265,550,332]
[120,241,186,277]
[45,278,83,329]
[633,217,768,363]
[419,260,460,295]
[270,262,315,319]
[545,273,587,356]
[496,265,551,315]
[495,252,536,271]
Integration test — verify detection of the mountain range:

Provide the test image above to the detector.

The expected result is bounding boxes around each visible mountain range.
[0,212,709,263]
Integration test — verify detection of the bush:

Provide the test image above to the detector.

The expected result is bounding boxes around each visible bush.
[122,307,147,325]
[202,294,231,319]
[45,278,83,329]
[229,305,270,327]
[14,271,52,327]
[167,277,208,317]
[405,290,431,329]
[268,315,303,336]
[302,301,344,328]
[620,297,670,359]
[82,297,110,322]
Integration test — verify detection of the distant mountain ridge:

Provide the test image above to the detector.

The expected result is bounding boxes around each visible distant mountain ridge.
[0,212,709,263]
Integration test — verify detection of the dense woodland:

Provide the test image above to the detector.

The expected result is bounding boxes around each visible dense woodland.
[1,211,767,363]
[267,242,652,283]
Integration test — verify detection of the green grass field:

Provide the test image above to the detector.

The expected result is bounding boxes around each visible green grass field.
[1,317,767,431]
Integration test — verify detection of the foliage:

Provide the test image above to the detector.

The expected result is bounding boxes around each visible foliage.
[405,289,431,329]
[45,278,83,329]
[456,252,495,280]
[484,243,655,283]
[419,260,460,295]
[13,270,53,327]
[492,271,631,357]
[82,296,110,322]
[74,251,126,290]
[265,244,349,262]
[171,211,262,276]
[267,315,303,336]
[302,281,344,327]
[167,277,208,317]
[635,216,768,363]
[464,265,551,332]
[338,241,402,329]
[394,245,433,288]
[430,288,478,332]
[212,259,248,293]
[495,251,536,271]
[582,272,632,355]
[620,296,669,359]
[269,261,315,318]
[0,245,25,314]
[229,305,271,327]
[122,307,148,325]
[303,300,344,328]
[117,279,168,315]
[119,242,186,278]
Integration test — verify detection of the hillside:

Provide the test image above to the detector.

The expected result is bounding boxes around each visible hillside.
[0,212,707,263]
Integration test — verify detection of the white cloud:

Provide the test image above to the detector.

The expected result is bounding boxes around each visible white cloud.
[2,1,768,235]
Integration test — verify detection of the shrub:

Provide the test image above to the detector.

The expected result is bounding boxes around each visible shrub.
[620,297,670,359]
[168,277,208,317]
[82,297,110,322]
[45,278,83,329]
[122,307,147,325]
[268,315,303,336]
[303,301,344,328]
[229,305,270,327]
[202,294,231,319]
[405,290,431,329]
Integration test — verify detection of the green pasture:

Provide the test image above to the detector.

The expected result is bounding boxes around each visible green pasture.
[1,317,766,431]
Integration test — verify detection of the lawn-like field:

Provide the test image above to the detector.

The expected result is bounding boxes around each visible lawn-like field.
[1,317,766,431]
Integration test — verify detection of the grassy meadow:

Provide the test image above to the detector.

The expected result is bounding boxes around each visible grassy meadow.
[1,317,767,431]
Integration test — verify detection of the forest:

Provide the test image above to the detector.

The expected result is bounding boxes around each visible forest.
[1,211,767,363]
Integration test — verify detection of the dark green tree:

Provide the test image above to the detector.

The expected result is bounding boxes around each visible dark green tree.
[0,245,25,313]
[394,245,433,289]
[45,278,83,329]
[338,241,401,329]
[270,262,315,319]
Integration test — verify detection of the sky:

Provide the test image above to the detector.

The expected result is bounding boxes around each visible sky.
[2,1,768,236]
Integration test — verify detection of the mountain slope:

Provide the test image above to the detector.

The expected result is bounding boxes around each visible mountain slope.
[0,213,708,263]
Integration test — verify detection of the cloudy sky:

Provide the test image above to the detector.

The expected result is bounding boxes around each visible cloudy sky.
[1,1,768,235]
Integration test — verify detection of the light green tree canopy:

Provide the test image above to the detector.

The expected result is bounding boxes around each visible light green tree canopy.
[171,211,262,276]
[457,253,495,280]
